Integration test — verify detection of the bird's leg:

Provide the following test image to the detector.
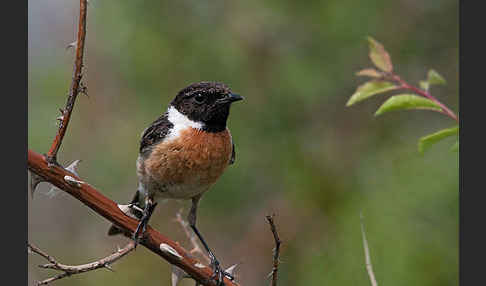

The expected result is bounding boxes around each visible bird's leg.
[132,197,157,247]
[188,196,233,286]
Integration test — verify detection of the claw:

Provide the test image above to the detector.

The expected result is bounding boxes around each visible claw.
[132,214,148,247]
[132,220,145,247]
[224,264,238,278]
[208,255,234,285]
[189,224,234,285]
[131,200,157,248]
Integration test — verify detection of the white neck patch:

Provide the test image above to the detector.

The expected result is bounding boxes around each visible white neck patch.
[166,106,203,140]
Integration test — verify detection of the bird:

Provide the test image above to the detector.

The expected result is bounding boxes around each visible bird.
[107,81,243,285]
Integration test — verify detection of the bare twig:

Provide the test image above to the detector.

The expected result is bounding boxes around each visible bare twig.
[360,213,378,286]
[46,0,89,165]
[174,209,211,264]
[28,241,135,285]
[265,215,281,286]
[28,149,239,286]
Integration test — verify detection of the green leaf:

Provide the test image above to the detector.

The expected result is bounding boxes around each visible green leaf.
[419,80,429,91]
[356,68,382,78]
[346,81,397,106]
[418,126,459,154]
[427,69,446,85]
[367,37,393,72]
[375,94,442,116]
[450,140,459,152]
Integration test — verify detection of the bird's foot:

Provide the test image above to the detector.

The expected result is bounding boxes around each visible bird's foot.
[208,254,234,286]
[132,218,147,247]
[131,200,157,248]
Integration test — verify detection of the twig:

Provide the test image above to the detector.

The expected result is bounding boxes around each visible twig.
[174,209,211,264]
[28,149,239,286]
[265,215,281,286]
[360,213,378,286]
[28,241,135,285]
[389,73,458,122]
[46,0,88,165]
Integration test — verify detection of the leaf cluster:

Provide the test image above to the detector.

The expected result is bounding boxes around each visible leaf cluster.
[347,37,458,154]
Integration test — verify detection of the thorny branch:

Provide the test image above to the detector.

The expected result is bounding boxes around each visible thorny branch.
[28,242,135,285]
[360,213,378,286]
[30,1,282,285]
[46,0,88,165]
[266,215,281,286]
[28,149,239,286]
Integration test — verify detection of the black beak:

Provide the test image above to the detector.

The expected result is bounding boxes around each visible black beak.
[227,93,244,103]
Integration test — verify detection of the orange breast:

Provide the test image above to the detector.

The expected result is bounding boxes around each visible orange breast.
[144,128,232,196]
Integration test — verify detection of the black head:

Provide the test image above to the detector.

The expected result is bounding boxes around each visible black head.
[170,81,243,132]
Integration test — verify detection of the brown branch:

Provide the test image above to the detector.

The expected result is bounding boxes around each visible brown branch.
[28,241,135,285]
[46,0,88,165]
[265,215,281,286]
[360,213,378,286]
[28,149,239,286]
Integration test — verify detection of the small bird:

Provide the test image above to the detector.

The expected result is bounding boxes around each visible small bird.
[107,81,243,285]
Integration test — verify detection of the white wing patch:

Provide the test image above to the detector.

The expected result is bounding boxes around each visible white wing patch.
[166,106,203,141]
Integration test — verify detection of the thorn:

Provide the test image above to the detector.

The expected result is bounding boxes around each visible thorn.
[44,160,82,198]
[66,40,77,50]
[224,263,238,280]
[65,160,81,177]
[64,175,84,187]
[30,171,45,198]
[225,264,238,276]
[160,243,183,260]
[79,82,89,97]
[104,263,114,272]
[55,114,64,127]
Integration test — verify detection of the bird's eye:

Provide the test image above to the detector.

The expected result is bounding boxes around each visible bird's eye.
[194,93,205,103]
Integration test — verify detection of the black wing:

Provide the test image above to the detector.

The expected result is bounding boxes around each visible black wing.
[139,112,174,155]
[229,143,236,165]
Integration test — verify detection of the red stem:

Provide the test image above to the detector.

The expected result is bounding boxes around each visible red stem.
[391,74,458,122]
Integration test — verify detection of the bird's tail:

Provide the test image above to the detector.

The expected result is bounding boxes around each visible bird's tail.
[107,191,144,236]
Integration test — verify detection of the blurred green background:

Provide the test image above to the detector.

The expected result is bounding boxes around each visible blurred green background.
[28,0,458,285]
